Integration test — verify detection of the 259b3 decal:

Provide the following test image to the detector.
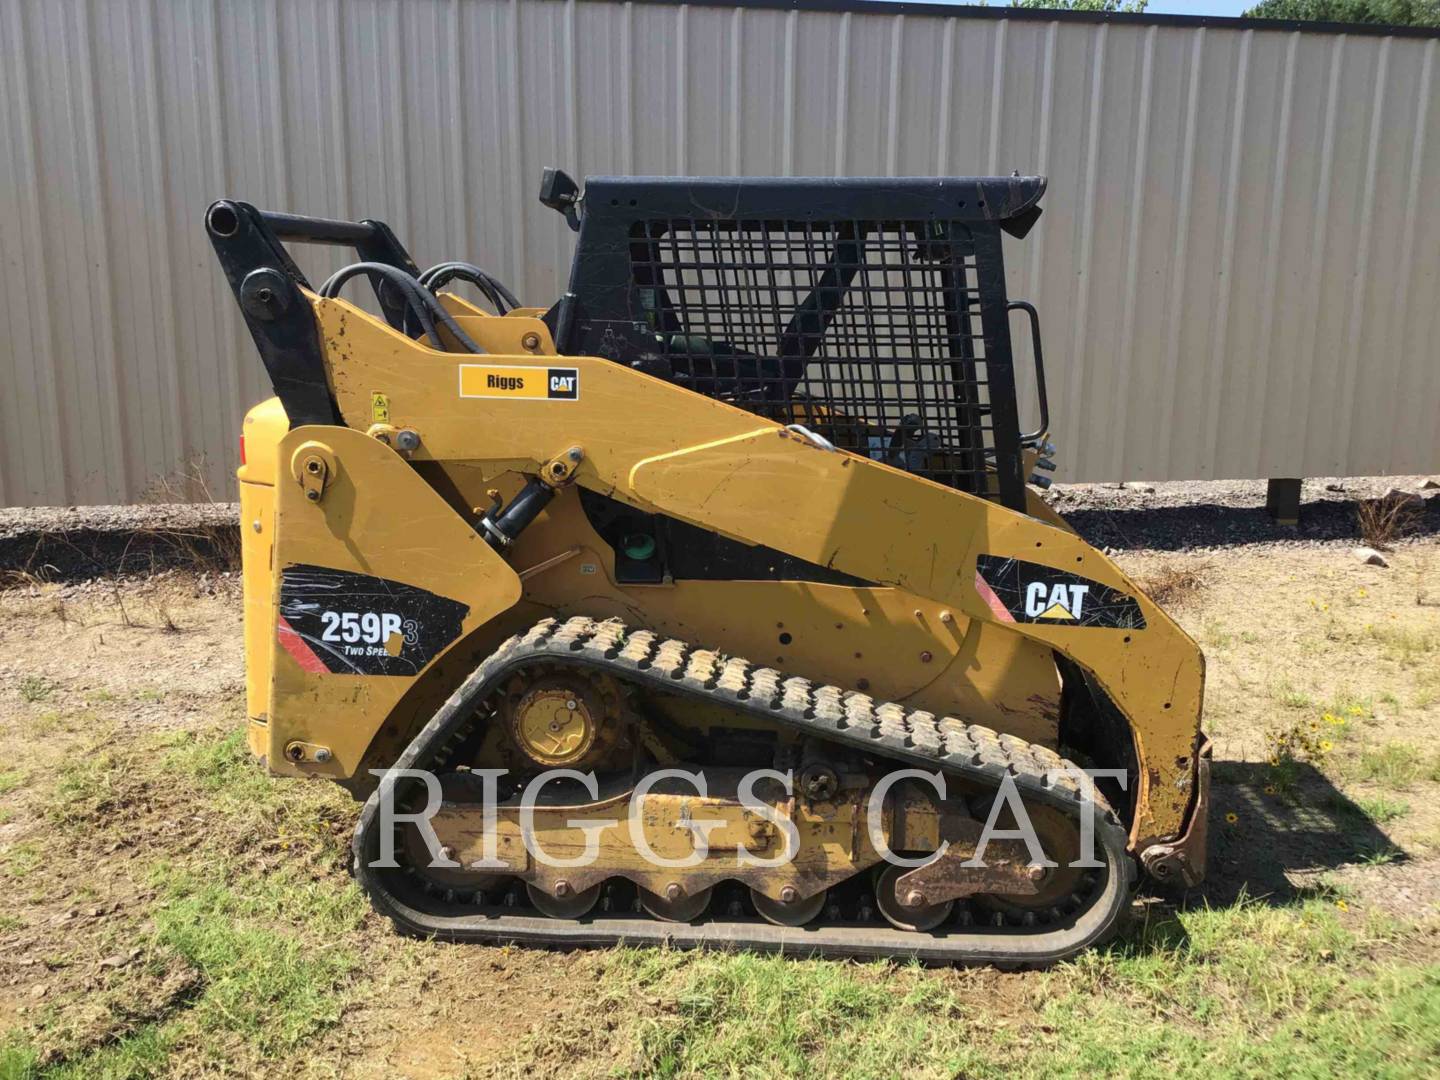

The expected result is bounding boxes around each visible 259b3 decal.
[317,610,417,659]
[277,565,469,676]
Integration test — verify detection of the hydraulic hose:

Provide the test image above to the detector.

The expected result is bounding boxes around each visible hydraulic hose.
[419,261,522,314]
[318,262,482,354]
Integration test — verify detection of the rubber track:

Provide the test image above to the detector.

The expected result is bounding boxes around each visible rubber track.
[353,616,1136,964]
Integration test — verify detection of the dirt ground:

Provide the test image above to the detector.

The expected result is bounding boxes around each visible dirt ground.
[2,536,1439,1077]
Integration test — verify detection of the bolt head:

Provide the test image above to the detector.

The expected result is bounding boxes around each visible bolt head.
[920,650,933,663]
[903,889,926,908]
[665,882,684,901]
[1027,864,1050,883]
[313,747,332,764]
[521,332,541,350]
[305,489,320,501]
[555,880,572,898]
[779,886,799,904]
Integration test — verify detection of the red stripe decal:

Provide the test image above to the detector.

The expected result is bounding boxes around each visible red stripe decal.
[974,570,1016,624]
[277,615,328,674]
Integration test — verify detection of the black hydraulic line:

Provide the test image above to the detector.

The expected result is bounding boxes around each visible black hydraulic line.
[318,262,483,354]
[319,262,441,344]
[419,261,522,314]
[421,265,506,313]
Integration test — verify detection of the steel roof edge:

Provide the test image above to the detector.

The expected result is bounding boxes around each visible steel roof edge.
[617,0,1440,41]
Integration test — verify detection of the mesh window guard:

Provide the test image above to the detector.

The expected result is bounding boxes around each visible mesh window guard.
[556,176,1039,510]
[629,218,995,495]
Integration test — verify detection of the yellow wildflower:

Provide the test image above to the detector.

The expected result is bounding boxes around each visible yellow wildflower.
[1319,739,1334,753]
[1347,705,1363,717]
[1264,785,1277,796]
[1225,812,1238,824]
[1335,899,1349,912]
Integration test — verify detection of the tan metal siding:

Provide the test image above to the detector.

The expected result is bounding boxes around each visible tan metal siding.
[1,0,1437,505]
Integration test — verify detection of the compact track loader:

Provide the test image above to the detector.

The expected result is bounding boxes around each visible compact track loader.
[208,171,1209,964]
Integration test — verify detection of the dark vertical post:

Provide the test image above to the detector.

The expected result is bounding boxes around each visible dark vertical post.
[970,226,1027,512]
[1266,478,1302,525]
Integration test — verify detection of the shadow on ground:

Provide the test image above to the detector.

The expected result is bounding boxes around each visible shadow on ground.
[1187,761,1399,908]
[1064,494,1440,552]
[0,524,240,584]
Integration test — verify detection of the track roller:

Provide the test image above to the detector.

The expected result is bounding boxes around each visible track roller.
[525,881,602,919]
[874,864,955,932]
[751,887,827,927]
[639,884,714,922]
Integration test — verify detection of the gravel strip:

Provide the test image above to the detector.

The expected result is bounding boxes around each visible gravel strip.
[1048,475,1439,553]
[0,503,240,584]
[0,502,238,541]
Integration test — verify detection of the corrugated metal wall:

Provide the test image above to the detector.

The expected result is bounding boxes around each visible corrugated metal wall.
[1,0,1437,505]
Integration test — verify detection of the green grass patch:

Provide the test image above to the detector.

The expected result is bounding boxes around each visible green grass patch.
[1273,682,1313,710]
[1,842,43,881]
[613,950,984,1079]
[0,770,24,797]
[1354,794,1410,825]
[18,677,53,704]
[1415,666,1440,708]
[44,1024,171,1080]
[145,866,365,1057]
[512,898,1440,1080]
[158,729,278,809]
[1365,623,1440,667]
[1353,742,1427,790]
[0,1034,41,1080]
[525,896,1437,1080]
[1022,962,1440,1078]
[46,752,136,829]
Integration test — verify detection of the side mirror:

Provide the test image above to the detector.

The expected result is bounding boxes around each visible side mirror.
[539,167,582,232]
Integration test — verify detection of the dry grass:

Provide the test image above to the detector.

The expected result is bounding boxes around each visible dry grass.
[1135,560,1211,608]
[138,459,242,574]
[1356,492,1424,551]
[0,462,240,595]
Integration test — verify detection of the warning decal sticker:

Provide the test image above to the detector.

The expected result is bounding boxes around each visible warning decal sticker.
[277,565,470,676]
[974,555,1146,630]
[458,364,579,401]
